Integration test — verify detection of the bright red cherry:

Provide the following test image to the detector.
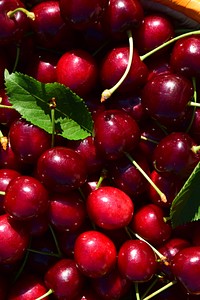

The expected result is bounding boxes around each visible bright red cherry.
[74,230,117,278]
[86,186,134,230]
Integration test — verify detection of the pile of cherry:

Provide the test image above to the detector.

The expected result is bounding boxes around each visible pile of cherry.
[1,0,200,299]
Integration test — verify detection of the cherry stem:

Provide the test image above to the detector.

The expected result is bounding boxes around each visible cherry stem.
[186,77,197,133]
[0,191,5,195]
[7,7,35,20]
[35,289,54,300]
[49,225,62,258]
[134,233,169,265]
[100,29,134,102]
[0,104,14,109]
[124,152,167,203]
[142,280,177,300]
[192,145,200,153]
[12,45,21,73]
[141,277,159,300]
[96,168,108,189]
[135,282,141,300]
[188,101,200,107]
[140,29,200,61]
[27,248,61,258]
[140,135,159,145]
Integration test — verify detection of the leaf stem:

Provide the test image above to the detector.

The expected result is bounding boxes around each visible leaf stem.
[100,29,134,102]
[124,152,167,203]
[140,30,200,61]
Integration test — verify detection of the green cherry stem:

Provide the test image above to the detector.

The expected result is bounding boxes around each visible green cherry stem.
[186,77,197,133]
[124,152,167,203]
[142,280,177,300]
[135,282,141,300]
[140,29,200,61]
[141,277,159,300]
[49,225,62,258]
[140,135,159,145]
[134,233,169,265]
[27,248,61,258]
[0,191,5,196]
[35,289,54,300]
[100,29,134,102]
[7,7,35,20]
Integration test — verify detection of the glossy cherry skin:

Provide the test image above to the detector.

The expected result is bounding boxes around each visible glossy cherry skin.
[170,36,200,78]
[0,168,20,214]
[30,0,75,50]
[92,266,132,299]
[49,191,86,232]
[36,146,88,193]
[101,0,144,40]
[134,14,174,55]
[0,0,30,46]
[94,109,140,160]
[172,246,200,295]
[57,49,98,97]
[100,47,149,94]
[9,118,51,165]
[118,239,158,282]
[141,72,194,125]
[86,186,134,230]
[45,258,85,299]
[189,108,200,144]
[130,203,172,246]
[152,132,200,179]
[59,0,109,31]
[8,273,49,300]
[0,214,29,264]
[74,230,117,278]
[4,175,49,220]
[24,50,58,83]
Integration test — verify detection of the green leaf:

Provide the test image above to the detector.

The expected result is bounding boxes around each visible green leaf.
[170,161,200,228]
[4,70,93,140]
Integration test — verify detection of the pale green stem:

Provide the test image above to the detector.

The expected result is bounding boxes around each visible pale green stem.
[124,152,167,203]
[140,30,200,61]
[101,30,134,102]
[35,289,54,300]
[135,282,141,300]
[142,280,177,300]
[7,8,35,20]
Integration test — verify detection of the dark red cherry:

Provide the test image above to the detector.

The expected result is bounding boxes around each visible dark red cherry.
[0,89,21,126]
[24,50,59,83]
[152,132,200,179]
[74,230,117,278]
[0,0,31,46]
[170,36,200,78]
[118,239,158,282]
[100,47,149,94]
[86,186,134,230]
[8,273,49,300]
[36,146,88,193]
[108,153,150,198]
[49,191,86,232]
[130,203,172,246]
[0,214,29,264]
[141,72,194,125]
[30,0,75,50]
[172,246,200,295]
[4,175,49,220]
[45,258,85,299]
[59,0,109,31]
[9,118,51,165]
[94,109,140,160]
[134,14,175,55]
[92,266,132,299]
[0,168,21,214]
[101,0,144,40]
[57,49,98,97]
[189,108,200,144]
